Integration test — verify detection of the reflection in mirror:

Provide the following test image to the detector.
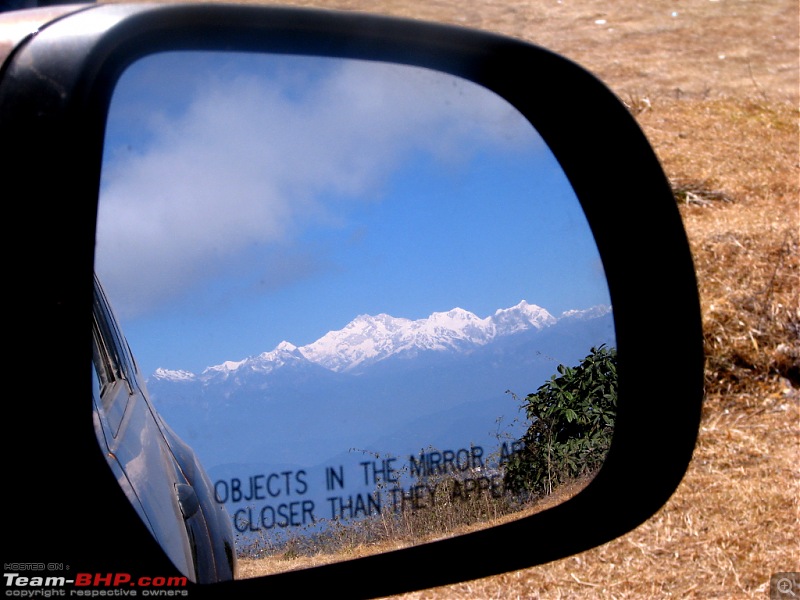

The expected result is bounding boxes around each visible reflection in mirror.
[96,51,616,576]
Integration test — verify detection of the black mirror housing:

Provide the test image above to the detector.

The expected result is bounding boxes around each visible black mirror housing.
[0,4,703,598]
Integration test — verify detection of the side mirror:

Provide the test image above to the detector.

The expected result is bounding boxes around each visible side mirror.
[1,4,703,598]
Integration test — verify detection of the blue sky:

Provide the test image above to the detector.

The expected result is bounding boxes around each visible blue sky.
[96,51,610,377]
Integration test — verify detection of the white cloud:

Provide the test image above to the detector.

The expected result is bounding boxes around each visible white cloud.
[96,54,540,317]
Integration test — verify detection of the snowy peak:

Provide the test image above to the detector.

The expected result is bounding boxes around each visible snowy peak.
[300,313,413,372]
[426,307,492,336]
[153,367,196,382]
[560,305,613,320]
[258,340,304,361]
[302,306,498,372]
[185,340,309,383]
[407,308,493,351]
[492,300,556,335]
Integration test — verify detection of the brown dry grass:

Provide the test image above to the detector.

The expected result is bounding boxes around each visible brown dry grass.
[236,475,596,578]
[103,0,799,596]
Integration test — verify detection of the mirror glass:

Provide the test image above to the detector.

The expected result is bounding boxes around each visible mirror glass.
[96,51,616,576]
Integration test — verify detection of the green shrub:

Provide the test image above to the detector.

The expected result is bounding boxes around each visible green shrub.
[504,345,617,496]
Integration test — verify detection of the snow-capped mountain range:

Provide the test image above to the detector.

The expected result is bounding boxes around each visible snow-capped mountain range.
[147,299,614,476]
[153,300,605,382]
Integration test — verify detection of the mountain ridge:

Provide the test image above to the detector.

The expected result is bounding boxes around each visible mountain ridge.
[152,301,610,382]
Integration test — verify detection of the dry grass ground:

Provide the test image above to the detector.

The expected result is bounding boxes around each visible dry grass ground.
[104,0,799,596]
[235,475,597,578]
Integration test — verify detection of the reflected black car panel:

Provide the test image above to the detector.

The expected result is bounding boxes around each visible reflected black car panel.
[91,274,237,583]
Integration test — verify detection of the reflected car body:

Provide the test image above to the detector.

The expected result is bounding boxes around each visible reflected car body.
[92,274,237,583]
